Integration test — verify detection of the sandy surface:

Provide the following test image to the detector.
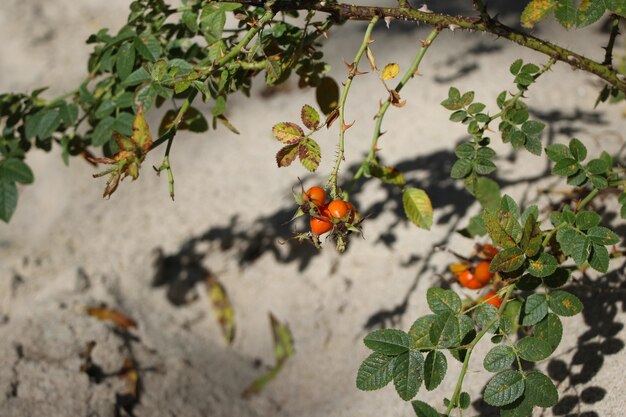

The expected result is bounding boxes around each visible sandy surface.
[1,1,625,416]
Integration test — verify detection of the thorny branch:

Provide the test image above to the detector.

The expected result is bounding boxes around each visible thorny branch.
[220,0,626,92]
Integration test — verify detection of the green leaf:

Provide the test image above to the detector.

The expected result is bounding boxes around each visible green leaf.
[200,9,226,44]
[122,67,151,87]
[548,290,583,316]
[450,315,475,363]
[515,72,534,87]
[451,157,473,179]
[516,336,552,362]
[411,400,440,417]
[545,143,572,162]
[490,247,526,273]
[116,42,136,81]
[364,329,410,355]
[577,0,608,26]
[521,120,545,137]
[474,177,501,210]
[484,345,516,372]
[60,103,79,126]
[455,143,475,159]
[459,392,471,409]
[521,63,540,74]
[429,312,461,349]
[527,253,558,278]
[500,395,535,417]
[556,226,590,266]
[298,138,321,172]
[467,102,486,114]
[91,117,116,147]
[555,0,578,28]
[300,104,320,130]
[0,159,34,184]
[510,59,524,75]
[449,110,467,122]
[484,370,525,407]
[524,137,543,156]
[569,138,587,161]
[552,158,579,176]
[95,100,117,119]
[403,188,434,230]
[0,181,18,223]
[474,158,497,175]
[500,195,520,220]
[134,34,161,61]
[483,210,522,248]
[542,267,570,288]
[534,313,562,353]
[426,288,462,315]
[500,300,522,335]
[567,169,588,187]
[424,350,447,391]
[590,175,609,190]
[521,0,557,28]
[587,226,620,245]
[522,294,548,326]
[524,371,558,407]
[517,274,542,291]
[576,211,601,230]
[520,214,542,257]
[587,158,609,174]
[356,353,396,391]
[393,350,424,401]
[409,315,437,350]
[474,303,499,333]
[35,109,62,140]
[182,10,199,33]
[589,243,610,273]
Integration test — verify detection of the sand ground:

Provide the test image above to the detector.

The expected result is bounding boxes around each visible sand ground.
[0,1,625,416]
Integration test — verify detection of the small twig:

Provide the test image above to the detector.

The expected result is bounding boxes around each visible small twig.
[603,14,621,68]
[444,285,516,416]
[325,16,379,198]
[347,28,440,194]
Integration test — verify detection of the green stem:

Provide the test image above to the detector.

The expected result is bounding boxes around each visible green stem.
[347,28,440,194]
[444,285,515,416]
[325,16,379,198]
[577,187,600,211]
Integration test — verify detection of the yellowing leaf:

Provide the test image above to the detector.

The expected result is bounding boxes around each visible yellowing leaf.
[449,263,469,274]
[403,187,433,230]
[366,46,377,70]
[381,63,400,81]
[132,107,153,151]
[272,122,304,144]
[521,0,557,28]
[206,275,236,345]
[86,307,137,329]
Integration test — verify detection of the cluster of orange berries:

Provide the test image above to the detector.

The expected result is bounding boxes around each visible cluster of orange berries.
[304,186,357,235]
[451,243,502,308]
